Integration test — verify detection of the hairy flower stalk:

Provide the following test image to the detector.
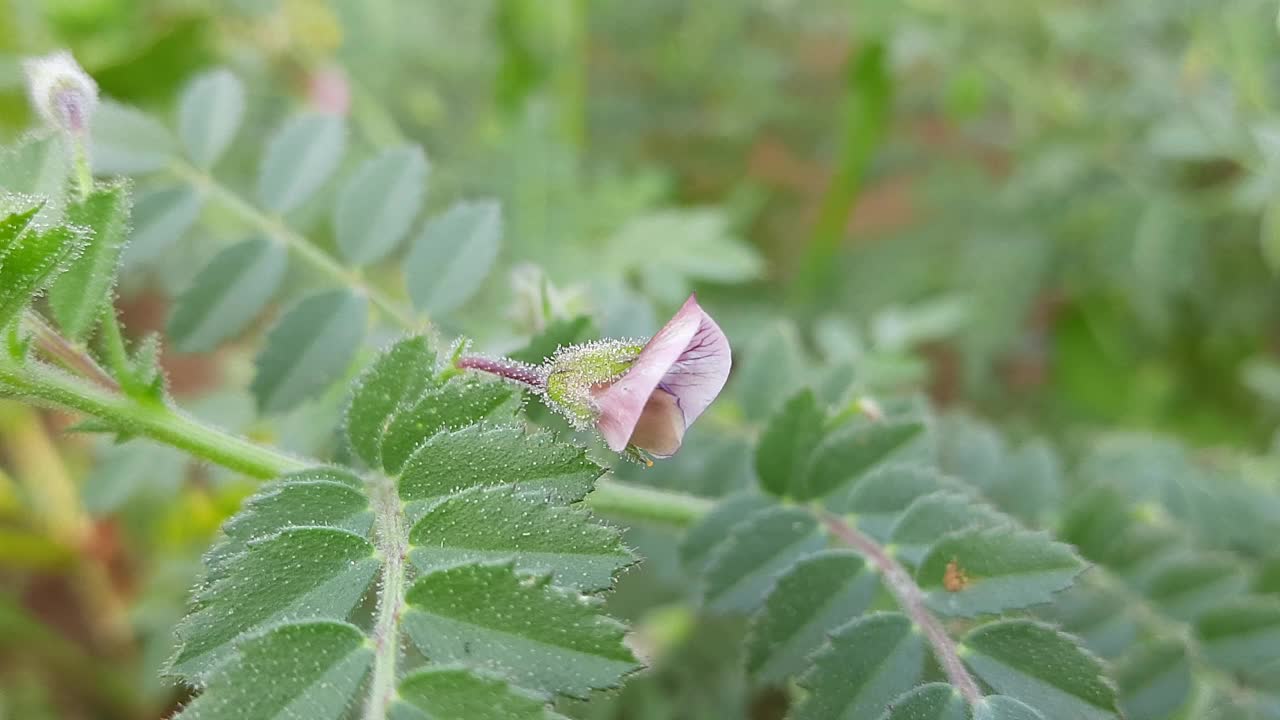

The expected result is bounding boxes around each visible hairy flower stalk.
[23,50,99,200]
[457,294,732,461]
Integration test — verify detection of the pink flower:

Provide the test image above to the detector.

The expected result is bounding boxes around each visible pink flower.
[593,295,731,458]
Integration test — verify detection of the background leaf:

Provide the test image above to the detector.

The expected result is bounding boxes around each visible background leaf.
[406,200,503,316]
[702,505,826,613]
[168,235,286,352]
[257,113,346,214]
[90,101,176,174]
[177,69,245,169]
[335,146,428,265]
[251,289,367,414]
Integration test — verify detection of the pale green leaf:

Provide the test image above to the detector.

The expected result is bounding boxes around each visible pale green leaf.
[745,549,878,684]
[679,492,775,574]
[174,620,373,720]
[251,289,367,414]
[178,69,246,169]
[889,492,1006,566]
[609,208,763,286]
[877,684,969,720]
[1195,597,1280,688]
[918,526,1086,617]
[0,134,69,222]
[702,506,827,613]
[837,464,961,539]
[1141,553,1249,622]
[409,486,632,591]
[406,200,503,315]
[91,101,176,174]
[1115,638,1191,720]
[48,181,131,339]
[169,235,287,352]
[973,696,1047,720]
[169,527,379,679]
[398,425,599,505]
[123,185,203,266]
[257,113,346,214]
[404,563,639,698]
[960,620,1120,720]
[793,613,926,720]
[343,335,441,470]
[336,146,428,265]
[391,667,567,720]
[755,389,826,500]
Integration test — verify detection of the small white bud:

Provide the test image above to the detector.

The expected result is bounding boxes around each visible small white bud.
[23,50,99,136]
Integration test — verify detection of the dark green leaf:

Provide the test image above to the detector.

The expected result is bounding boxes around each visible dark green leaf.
[804,416,924,500]
[0,210,87,329]
[343,335,441,470]
[257,113,346,214]
[793,613,926,720]
[404,563,639,698]
[406,200,503,316]
[745,549,878,684]
[392,668,567,720]
[409,486,632,591]
[169,527,379,679]
[398,425,600,505]
[960,620,1119,720]
[380,378,515,473]
[251,289,367,414]
[837,464,961,539]
[877,684,970,720]
[174,620,373,720]
[918,526,1086,617]
[755,389,826,499]
[178,69,246,169]
[335,146,428,265]
[48,182,131,339]
[702,506,826,613]
[168,235,287,352]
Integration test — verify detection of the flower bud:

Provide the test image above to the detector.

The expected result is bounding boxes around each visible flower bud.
[23,50,98,136]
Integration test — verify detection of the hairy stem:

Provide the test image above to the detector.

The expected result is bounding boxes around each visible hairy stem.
[0,360,305,479]
[364,472,409,720]
[24,311,118,391]
[818,510,983,705]
[168,159,420,331]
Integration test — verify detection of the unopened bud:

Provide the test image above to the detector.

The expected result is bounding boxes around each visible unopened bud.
[23,51,98,136]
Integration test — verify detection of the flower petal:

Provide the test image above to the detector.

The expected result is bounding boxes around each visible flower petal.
[628,389,686,457]
[656,302,731,427]
[594,296,703,451]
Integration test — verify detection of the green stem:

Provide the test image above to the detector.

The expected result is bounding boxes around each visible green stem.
[586,477,713,526]
[168,159,421,331]
[363,472,409,720]
[0,360,305,479]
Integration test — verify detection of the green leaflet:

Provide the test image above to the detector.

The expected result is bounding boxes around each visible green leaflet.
[1195,597,1280,689]
[960,620,1120,720]
[391,668,567,720]
[251,289,368,414]
[406,200,503,316]
[409,486,632,592]
[404,563,639,698]
[701,505,827,613]
[174,621,373,720]
[836,463,962,538]
[343,334,441,470]
[1141,552,1249,622]
[755,389,826,499]
[745,549,879,685]
[169,235,287,352]
[972,696,1047,720]
[803,414,924,499]
[124,185,202,266]
[380,379,516,473]
[877,684,970,720]
[336,146,429,265]
[48,182,132,340]
[888,491,1006,566]
[918,526,1086,617]
[257,113,347,214]
[178,69,246,169]
[90,100,177,174]
[1114,638,1191,720]
[678,492,774,574]
[793,612,926,720]
[0,204,88,330]
[168,526,380,679]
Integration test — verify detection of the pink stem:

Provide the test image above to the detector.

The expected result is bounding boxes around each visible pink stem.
[456,355,545,389]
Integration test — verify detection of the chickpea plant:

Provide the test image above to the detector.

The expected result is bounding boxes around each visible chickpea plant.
[11,50,1267,720]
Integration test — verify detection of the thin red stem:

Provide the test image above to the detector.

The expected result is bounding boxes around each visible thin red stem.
[456,355,545,389]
